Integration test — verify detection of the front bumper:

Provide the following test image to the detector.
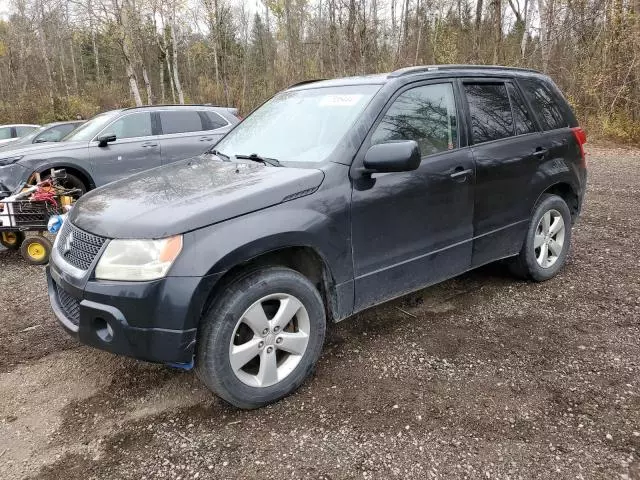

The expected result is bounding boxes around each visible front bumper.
[47,259,220,365]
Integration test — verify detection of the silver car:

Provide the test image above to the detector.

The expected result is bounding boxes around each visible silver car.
[0,124,40,146]
[0,105,239,197]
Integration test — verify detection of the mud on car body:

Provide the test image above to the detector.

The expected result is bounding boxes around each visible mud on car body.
[48,65,587,409]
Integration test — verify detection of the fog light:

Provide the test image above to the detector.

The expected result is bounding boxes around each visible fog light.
[94,317,114,343]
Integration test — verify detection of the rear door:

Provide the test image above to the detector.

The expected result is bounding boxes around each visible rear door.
[462,79,544,266]
[89,112,162,186]
[158,109,229,165]
[517,77,577,169]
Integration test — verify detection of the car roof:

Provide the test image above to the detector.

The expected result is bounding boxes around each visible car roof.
[287,65,547,91]
[0,123,40,127]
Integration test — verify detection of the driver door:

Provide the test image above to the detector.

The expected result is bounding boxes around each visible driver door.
[350,81,475,311]
[90,112,162,187]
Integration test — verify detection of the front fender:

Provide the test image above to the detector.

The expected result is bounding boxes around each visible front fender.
[172,204,352,284]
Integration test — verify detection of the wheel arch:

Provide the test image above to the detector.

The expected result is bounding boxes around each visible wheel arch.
[34,163,95,190]
[199,244,343,328]
[534,181,580,222]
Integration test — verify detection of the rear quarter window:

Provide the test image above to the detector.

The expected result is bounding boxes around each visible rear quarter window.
[519,78,570,131]
[205,111,228,130]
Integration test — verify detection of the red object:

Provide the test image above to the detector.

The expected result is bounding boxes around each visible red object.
[571,127,587,167]
[30,180,58,207]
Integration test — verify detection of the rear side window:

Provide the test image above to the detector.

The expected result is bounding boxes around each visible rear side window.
[160,111,204,134]
[371,83,458,156]
[519,78,568,131]
[464,82,513,144]
[205,111,228,130]
[507,83,536,135]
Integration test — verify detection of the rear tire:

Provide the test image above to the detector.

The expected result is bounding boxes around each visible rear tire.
[195,267,326,409]
[509,194,572,282]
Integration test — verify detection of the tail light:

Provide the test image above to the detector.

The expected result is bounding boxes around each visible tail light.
[571,127,587,167]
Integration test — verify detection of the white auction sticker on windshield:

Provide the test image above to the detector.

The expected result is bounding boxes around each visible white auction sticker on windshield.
[319,94,363,107]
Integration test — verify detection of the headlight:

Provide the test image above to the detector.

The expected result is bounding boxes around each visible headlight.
[95,235,183,281]
[0,155,23,166]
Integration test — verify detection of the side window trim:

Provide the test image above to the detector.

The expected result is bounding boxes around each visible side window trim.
[92,112,155,142]
[365,80,462,159]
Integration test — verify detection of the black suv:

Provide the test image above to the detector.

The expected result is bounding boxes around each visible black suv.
[47,65,587,409]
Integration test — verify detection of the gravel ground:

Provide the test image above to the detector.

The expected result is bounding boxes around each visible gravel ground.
[1,145,639,480]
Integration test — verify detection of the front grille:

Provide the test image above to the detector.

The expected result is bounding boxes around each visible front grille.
[56,283,80,326]
[56,221,107,271]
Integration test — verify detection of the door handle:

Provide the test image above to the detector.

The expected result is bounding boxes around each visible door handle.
[450,167,472,181]
[141,142,158,148]
[533,147,548,158]
[199,137,214,142]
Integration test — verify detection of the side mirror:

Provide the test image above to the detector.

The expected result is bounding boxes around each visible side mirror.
[362,140,421,174]
[34,138,48,143]
[97,134,116,147]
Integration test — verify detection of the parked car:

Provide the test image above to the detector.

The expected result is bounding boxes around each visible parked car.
[48,65,587,409]
[0,124,40,146]
[0,105,239,197]
[0,121,84,152]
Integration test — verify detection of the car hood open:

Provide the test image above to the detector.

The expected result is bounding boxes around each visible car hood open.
[69,155,325,238]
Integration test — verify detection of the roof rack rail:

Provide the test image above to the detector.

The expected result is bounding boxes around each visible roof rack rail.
[287,79,326,89]
[388,64,540,78]
[122,103,229,110]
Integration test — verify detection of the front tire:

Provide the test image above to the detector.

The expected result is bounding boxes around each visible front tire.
[196,267,326,409]
[20,236,53,265]
[509,194,572,281]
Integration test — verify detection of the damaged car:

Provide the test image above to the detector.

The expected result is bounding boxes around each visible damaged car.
[0,105,239,198]
[48,65,587,409]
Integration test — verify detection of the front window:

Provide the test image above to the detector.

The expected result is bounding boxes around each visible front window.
[214,84,381,164]
[63,111,121,142]
[99,112,152,139]
[371,83,458,156]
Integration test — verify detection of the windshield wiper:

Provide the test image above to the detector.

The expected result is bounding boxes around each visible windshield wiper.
[209,148,230,161]
[234,153,282,167]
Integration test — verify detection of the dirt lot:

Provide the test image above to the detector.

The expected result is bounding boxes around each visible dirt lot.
[1,146,639,480]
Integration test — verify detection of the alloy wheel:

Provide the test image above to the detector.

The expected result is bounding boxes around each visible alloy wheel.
[228,293,310,388]
[534,209,566,268]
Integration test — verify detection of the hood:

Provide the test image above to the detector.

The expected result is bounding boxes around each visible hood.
[70,155,325,238]
[0,140,87,160]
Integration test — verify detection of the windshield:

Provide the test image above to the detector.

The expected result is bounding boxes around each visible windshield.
[214,84,381,163]
[63,111,121,142]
